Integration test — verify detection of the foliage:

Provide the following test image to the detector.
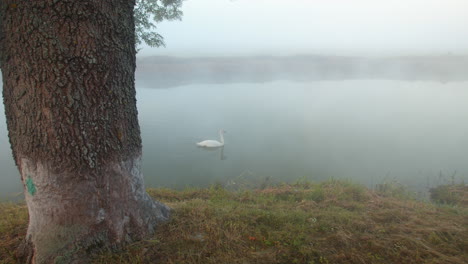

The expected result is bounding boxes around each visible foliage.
[134,0,184,48]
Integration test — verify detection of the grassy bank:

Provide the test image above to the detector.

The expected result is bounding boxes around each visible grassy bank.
[1,180,467,264]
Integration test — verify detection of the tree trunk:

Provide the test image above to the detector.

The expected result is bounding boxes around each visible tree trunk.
[0,1,170,263]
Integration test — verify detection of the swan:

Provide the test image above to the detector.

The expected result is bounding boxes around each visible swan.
[196,130,226,148]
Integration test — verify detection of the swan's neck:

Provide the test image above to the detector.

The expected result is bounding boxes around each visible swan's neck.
[219,131,225,144]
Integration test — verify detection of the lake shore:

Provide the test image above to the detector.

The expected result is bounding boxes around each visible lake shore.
[1,180,466,263]
[136,55,468,88]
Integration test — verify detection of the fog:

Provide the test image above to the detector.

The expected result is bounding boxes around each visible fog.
[1,0,468,199]
[138,0,468,57]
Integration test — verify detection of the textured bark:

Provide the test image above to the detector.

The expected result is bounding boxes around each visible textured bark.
[0,1,170,263]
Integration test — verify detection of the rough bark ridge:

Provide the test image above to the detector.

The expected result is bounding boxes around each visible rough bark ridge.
[0,1,170,263]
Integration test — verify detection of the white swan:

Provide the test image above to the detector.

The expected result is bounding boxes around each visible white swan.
[196,130,226,148]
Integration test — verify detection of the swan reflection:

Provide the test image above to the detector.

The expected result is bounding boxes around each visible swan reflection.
[197,145,226,160]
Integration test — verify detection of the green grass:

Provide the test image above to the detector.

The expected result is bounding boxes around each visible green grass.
[1,180,467,264]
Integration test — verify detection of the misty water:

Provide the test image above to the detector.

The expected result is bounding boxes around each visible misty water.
[1,80,468,199]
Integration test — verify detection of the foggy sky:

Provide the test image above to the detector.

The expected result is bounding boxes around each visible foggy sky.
[137,0,468,57]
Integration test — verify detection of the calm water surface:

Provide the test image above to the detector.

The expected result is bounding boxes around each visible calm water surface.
[1,80,468,198]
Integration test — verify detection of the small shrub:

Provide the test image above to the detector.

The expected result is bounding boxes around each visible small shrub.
[429,184,467,206]
[376,180,411,199]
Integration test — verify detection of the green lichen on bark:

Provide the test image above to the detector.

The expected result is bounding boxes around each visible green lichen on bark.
[26,176,36,196]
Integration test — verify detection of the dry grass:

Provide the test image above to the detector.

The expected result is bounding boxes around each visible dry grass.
[0,203,28,264]
[1,180,467,264]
